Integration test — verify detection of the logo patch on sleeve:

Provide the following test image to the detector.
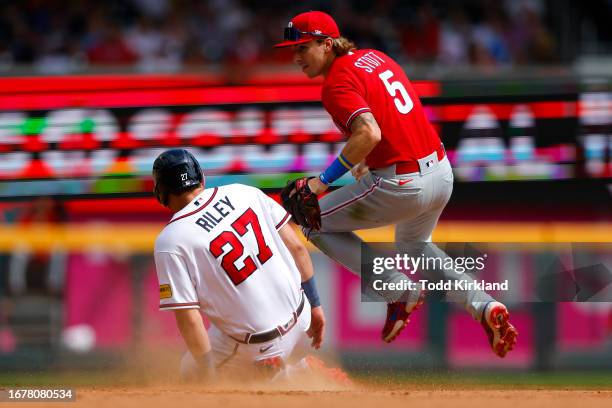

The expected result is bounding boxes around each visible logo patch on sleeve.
[159,284,172,299]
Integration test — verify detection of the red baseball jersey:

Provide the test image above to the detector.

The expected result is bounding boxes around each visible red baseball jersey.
[322,49,441,169]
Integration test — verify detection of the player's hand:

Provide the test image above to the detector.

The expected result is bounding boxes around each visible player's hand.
[307,177,328,195]
[351,161,369,181]
[307,306,325,349]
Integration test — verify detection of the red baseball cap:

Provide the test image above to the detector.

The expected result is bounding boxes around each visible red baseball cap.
[274,11,340,48]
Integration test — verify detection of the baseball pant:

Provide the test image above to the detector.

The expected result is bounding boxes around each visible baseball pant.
[308,153,494,321]
[180,298,312,377]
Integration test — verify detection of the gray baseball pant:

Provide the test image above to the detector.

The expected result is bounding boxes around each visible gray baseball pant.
[308,153,494,321]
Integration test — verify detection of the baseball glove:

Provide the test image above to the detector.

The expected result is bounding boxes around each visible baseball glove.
[280,177,322,231]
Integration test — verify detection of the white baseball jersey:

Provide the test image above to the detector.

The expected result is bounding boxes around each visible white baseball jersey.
[154,183,302,338]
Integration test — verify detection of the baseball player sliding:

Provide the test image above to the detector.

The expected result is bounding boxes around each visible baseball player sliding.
[152,149,325,381]
[276,11,517,357]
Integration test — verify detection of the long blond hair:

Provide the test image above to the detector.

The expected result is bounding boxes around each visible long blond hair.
[332,37,356,56]
[317,36,356,56]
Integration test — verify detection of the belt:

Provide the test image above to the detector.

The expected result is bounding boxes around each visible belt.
[230,293,305,345]
[389,144,446,175]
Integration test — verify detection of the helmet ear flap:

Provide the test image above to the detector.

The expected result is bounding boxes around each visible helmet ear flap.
[154,181,169,207]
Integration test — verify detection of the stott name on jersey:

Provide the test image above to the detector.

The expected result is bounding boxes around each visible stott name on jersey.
[194,195,235,232]
[354,51,385,73]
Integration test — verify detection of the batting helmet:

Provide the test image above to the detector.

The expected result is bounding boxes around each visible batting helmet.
[152,149,203,206]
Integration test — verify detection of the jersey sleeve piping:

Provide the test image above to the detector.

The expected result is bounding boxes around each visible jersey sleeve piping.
[159,302,200,311]
[275,212,291,230]
[346,107,372,128]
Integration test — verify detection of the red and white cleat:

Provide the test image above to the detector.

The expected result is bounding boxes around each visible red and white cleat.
[481,301,518,358]
[304,356,353,386]
[381,291,426,343]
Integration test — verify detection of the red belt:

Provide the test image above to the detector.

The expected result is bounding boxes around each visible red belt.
[392,144,446,175]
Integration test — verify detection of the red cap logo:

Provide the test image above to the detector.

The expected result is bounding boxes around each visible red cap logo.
[274,11,340,48]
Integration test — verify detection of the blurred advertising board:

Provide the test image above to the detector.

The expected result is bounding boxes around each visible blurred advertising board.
[0,74,610,200]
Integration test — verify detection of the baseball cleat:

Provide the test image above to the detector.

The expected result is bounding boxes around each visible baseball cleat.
[305,356,353,386]
[381,291,426,343]
[481,301,518,358]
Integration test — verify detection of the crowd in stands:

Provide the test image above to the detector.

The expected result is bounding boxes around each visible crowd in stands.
[0,0,587,73]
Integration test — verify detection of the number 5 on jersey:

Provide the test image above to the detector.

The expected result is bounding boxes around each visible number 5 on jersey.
[209,208,273,285]
[379,69,414,114]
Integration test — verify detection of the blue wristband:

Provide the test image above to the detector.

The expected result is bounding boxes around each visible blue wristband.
[301,276,321,308]
[319,154,354,185]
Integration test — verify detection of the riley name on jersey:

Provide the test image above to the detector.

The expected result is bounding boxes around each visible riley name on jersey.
[194,195,235,232]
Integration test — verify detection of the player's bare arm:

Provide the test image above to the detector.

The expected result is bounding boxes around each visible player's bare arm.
[351,160,369,181]
[344,111,382,161]
[309,112,381,194]
[174,309,215,380]
[278,223,325,349]
[278,223,315,281]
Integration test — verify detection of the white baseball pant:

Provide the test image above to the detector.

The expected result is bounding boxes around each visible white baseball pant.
[180,298,311,378]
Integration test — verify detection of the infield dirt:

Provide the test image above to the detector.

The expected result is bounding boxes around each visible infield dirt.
[5,386,612,408]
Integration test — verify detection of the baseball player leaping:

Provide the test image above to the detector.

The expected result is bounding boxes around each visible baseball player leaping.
[275,11,517,357]
[152,149,325,381]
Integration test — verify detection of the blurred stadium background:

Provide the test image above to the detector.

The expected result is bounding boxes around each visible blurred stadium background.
[0,0,611,380]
